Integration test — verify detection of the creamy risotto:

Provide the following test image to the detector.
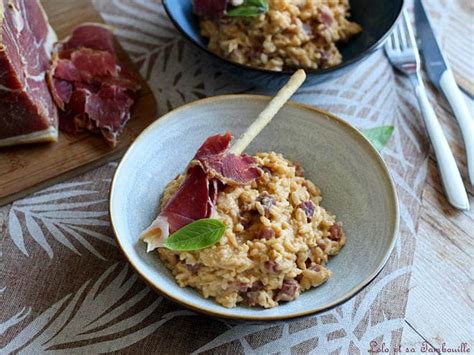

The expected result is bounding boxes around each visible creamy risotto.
[157,152,345,308]
[199,0,362,71]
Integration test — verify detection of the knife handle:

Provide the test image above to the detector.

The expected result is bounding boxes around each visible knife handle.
[414,79,470,210]
[440,69,474,187]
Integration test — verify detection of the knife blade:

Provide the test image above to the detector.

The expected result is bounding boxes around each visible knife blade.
[415,0,474,187]
[414,0,448,89]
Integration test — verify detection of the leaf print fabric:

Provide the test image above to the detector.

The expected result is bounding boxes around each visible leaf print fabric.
[1,0,467,353]
[9,181,111,259]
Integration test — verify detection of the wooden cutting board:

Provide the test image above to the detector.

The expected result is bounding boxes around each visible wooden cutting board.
[0,0,157,206]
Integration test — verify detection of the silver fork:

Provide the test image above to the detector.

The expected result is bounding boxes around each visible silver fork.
[385,9,469,211]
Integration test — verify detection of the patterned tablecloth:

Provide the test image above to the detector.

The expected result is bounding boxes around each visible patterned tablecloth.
[1,0,472,353]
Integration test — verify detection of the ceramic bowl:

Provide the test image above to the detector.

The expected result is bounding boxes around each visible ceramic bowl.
[109,95,399,321]
[162,0,404,87]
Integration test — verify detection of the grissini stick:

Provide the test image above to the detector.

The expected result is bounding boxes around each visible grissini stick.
[230,69,306,155]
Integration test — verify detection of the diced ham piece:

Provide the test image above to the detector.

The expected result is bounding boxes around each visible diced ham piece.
[276,280,300,302]
[298,201,315,222]
[235,282,251,293]
[195,132,262,185]
[264,260,278,273]
[293,162,305,177]
[47,23,140,146]
[242,281,264,306]
[250,281,264,291]
[239,213,252,228]
[257,193,274,216]
[141,133,262,252]
[257,227,275,240]
[328,222,342,241]
[185,263,201,273]
[0,0,58,147]
[319,7,334,26]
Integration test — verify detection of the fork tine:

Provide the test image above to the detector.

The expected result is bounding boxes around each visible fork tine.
[392,24,400,51]
[386,33,394,50]
[399,12,408,49]
[384,7,420,74]
[401,9,416,49]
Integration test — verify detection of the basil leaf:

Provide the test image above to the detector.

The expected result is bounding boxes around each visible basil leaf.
[361,126,394,152]
[227,0,268,17]
[164,219,226,251]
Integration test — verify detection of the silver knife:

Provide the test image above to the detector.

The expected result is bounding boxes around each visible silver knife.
[415,0,474,188]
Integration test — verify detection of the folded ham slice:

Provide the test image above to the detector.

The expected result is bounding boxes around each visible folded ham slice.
[140,165,211,252]
[141,133,261,251]
[0,0,58,147]
[61,23,116,55]
[194,131,262,185]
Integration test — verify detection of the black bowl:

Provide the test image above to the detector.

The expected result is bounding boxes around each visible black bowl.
[163,0,404,87]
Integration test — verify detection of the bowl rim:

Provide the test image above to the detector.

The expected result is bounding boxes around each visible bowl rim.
[109,94,400,321]
[162,0,405,76]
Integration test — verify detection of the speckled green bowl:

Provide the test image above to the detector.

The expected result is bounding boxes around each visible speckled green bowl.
[109,95,399,321]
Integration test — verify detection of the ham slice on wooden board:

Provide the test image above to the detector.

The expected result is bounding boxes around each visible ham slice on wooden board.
[141,133,262,251]
[47,23,141,147]
[0,0,58,147]
[60,23,116,55]
[0,0,157,207]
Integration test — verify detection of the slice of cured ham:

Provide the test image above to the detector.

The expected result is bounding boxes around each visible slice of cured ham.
[194,131,262,185]
[47,23,140,147]
[61,23,116,55]
[0,0,58,147]
[140,166,211,251]
[141,133,261,251]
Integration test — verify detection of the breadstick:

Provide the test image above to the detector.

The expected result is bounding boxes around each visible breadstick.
[229,69,306,155]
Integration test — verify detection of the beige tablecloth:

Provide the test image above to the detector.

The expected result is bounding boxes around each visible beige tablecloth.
[1,0,472,353]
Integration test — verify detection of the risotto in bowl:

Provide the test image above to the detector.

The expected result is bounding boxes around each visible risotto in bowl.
[163,0,404,86]
[110,95,399,320]
[151,149,345,308]
[197,0,362,72]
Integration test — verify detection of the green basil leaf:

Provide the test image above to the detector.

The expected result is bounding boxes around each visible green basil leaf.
[246,0,268,6]
[164,219,226,251]
[361,126,394,152]
[227,0,268,17]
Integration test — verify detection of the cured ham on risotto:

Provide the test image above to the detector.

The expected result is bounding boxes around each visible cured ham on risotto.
[140,132,262,251]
